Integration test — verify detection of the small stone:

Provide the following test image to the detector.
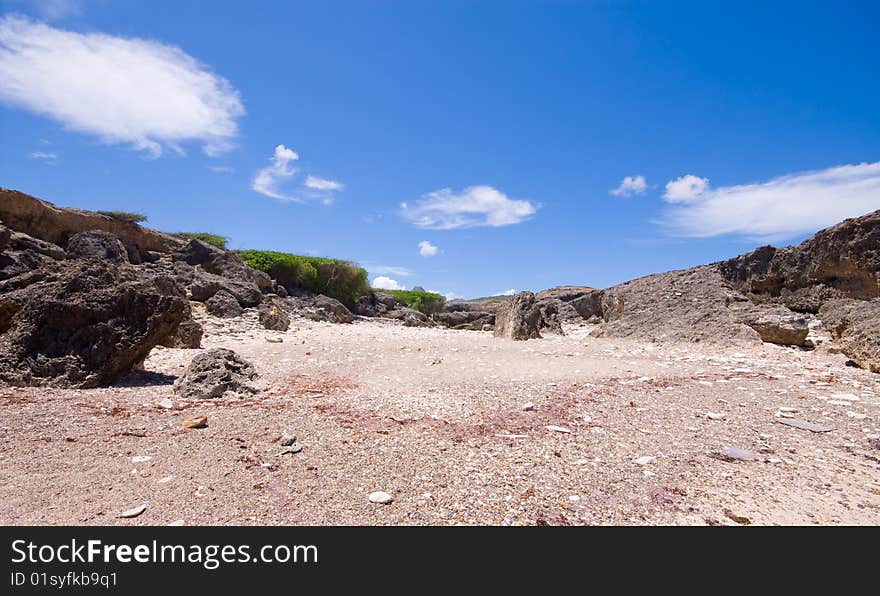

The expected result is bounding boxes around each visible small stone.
[546,425,571,434]
[634,456,656,466]
[265,337,283,343]
[369,491,394,504]
[706,412,725,421]
[280,430,297,446]
[721,447,756,461]
[117,503,148,518]
[157,475,175,484]
[183,416,208,429]
[778,406,798,413]
[168,519,185,526]
[846,411,868,420]
[157,398,173,409]
[131,456,152,463]
[522,402,536,412]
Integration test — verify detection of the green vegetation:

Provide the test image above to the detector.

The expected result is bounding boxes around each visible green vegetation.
[178,232,229,250]
[97,210,148,224]
[382,289,446,315]
[239,250,369,307]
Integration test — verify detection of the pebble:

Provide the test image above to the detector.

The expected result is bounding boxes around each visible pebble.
[522,402,536,412]
[280,430,297,446]
[183,416,208,429]
[369,491,394,504]
[721,447,756,461]
[131,456,152,463]
[706,412,725,421]
[546,425,572,434]
[634,456,656,465]
[157,398,173,409]
[168,519,185,526]
[117,503,148,518]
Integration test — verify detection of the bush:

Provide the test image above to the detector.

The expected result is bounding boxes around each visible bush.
[239,250,369,307]
[178,232,229,250]
[97,210,148,224]
[383,289,446,315]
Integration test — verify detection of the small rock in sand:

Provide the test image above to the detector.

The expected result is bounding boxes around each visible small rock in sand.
[706,412,725,421]
[280,430,297,446]
[546,425,571,434]
[183,416,208,429]
[721,447,756,461]
[634,456,656,466]
[522,402,536,412]
[157,398,173,409]
[369,491,394,504]
[117,503,148,518]
[131,456,152,463]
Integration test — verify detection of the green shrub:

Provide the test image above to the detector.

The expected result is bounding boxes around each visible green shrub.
[177,232,229,250]
[382,289,446,315]
[97,210,148,224]
[239,250,369,307]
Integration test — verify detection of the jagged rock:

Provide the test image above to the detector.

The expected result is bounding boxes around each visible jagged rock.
[258,299,290,331]
[353,291,397,317]
[205,289,243,318]
[0,229,64,281]
[0,223,10,250]
[173,348,261,399]
[160,306,203,349]
[819,299,880,373]
[0,188,183,255]
[720,209,880,310]
[494,292,542,340]
[189,271,262,307]
[174,239,272,292]
[747,313,810,346]
[0,260,186,387]
[66,230,130,264]
[386,307,433,327]
[536,299,564,335]
[8,230,66,260]
[307,295,354,324]
[434,310,493,328]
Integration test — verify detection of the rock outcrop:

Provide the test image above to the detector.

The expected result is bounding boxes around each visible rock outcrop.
[258,299,290,331]
[173,348,262,399]
[66,230,130,264]
[746,313,810,346]
[818,299,880,372]
[0,260,187,387]
[494,291,543,340]
[205,289,243,318]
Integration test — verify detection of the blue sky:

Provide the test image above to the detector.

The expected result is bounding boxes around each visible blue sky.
[1,0,878,299]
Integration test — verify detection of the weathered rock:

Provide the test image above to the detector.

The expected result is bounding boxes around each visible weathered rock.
[0,187,182,255]
[747,313,810,346]
[386,307,433,327]
[0,229,65,281]
[182,416,208,429]
[173,348,261,399]
[434,310,493,329]
[258,300,290,331]
[0,260,187,387]
[174,239,273,292]
[160,306,203,349]
[494,291,542,340]
[353,291,398,317]
[306,295,355,324]
[66,230,130,264]
[205,289,243,318]
[189,271,263,307]
[535,298,565,334]
[819,299,880,372]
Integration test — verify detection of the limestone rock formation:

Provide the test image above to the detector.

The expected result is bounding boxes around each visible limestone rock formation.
[0,260,187,387]
[818,299,880,372]
[173,348,262,399]
[258,299,290,331]
[66,230,130,264]
[205,289,243,318]
[747,313,810,346]
[494,291,543,340]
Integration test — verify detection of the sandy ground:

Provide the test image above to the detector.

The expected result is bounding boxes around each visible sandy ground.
[1,312,879,526]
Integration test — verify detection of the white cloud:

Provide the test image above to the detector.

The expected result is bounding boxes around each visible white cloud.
[30,150,56,163]
[29,0,81,20]
[208,165,234,174]
[663,174,710,203]
[368,265,411,277]
[418,240,439,257]
[305,175,344,191]
[499,289,516,296]
[443,292,463,301]
[610,175,647,197]
[659,162,880,242]
[372,276,405,291]
[252,144,300,200]
[0,16,244,158]
[402,185,538,229]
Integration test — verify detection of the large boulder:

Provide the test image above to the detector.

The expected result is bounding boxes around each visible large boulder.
[66,230,129,264]
[386,307,433,327]
[353,291,398,317]
[747,312,810,346]
[174,239,272,292]
[205,289,243,318]
[173,348,262,399]
[159,306,203,349]
[494,291,542,340]
[306,295,354,324]
[0,260,187,387]
[819,299,880,373]
[189,271,263,307]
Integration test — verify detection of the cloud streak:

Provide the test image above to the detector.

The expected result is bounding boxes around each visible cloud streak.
[372,276,405,290]
[610,175,647,197]
[402,185,538,229]
[418,240,439,257]
[0,16,244,158]
[659,162,880,242]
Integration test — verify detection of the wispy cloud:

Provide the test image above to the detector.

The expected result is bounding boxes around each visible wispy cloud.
[610,175,647,197]
[30,150,57,164]
[208,165,234,174]
[499,288,516,296]
[372,276,405,291]
[401,185,538,229]
[0,16,244,158]
[252,144,342,204]
[368,265,412,277]
[658,162,880,242]
[305,175,344,191]
[418,240,439,257]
